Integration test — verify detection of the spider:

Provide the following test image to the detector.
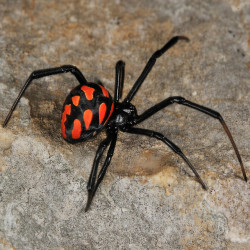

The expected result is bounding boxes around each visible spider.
[3,36,247,211]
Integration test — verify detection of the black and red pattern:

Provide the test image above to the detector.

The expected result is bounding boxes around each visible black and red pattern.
[3,36,247,212]
[61,83,114,143]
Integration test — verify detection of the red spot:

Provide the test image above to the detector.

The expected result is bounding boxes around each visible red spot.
[99,85,109,98]
[61,104,71,138]
[105,102,114,124]
[83,109,93,130]
[99,103,107,124]
[72,119,81,139]
[81,86,95,100]
[72,96,80,106]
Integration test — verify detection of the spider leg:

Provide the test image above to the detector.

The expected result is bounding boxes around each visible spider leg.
[114,60,125,103]
[85,129,118,212]
[85,136,112,210]
[134,96,247,182]
[123,36,189,103]
[124,127,207,189]
[88,131,118,211]
[3,65,87,127]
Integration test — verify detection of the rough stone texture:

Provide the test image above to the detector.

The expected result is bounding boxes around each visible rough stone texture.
[0,0,249,249]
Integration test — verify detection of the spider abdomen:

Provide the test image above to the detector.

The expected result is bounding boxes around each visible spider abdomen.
[61,83,114,143]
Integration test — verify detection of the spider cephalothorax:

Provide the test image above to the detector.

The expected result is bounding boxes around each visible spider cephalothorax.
[3,36,247,211]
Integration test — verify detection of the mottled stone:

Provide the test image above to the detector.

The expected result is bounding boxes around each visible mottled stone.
[0,0,249,249]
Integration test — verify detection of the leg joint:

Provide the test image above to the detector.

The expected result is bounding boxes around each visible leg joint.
[169,96,186,104]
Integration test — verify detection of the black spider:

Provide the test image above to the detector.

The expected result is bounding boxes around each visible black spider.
[3,36,247,211]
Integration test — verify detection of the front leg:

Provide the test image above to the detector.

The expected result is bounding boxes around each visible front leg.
[123,36,189,103]
[114,61,125,103]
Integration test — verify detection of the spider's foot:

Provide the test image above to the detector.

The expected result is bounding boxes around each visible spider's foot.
[200,180,208,191]
[243,172,247,182]
[195,173,207,190]
[85,190,94,212]
[177,36,190,42]
[240,161,248,182]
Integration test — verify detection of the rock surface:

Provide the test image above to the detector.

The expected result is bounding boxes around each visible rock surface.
[0,0,249,249]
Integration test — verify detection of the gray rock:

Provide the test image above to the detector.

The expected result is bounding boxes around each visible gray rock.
[0,0,249,249]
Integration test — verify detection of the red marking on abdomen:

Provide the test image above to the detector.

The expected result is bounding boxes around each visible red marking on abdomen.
[83,109,93,130]
[61,104,71,138]
[105,102,114,124]
[99,103,107,124]
[72,96,80,106]
[81,86,95,100]
[99,85,109,98]
[72,119,81,139]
